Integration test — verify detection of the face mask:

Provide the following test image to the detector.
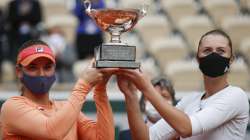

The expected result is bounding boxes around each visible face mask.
[21,72,56,94]
[198,53,230,78]
[167,100,173,105]
[48,33,66,55]
[145,101,161,121]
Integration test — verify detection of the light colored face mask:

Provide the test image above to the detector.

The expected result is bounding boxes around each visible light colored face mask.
[48,33,67,55]
[145,101,172,122]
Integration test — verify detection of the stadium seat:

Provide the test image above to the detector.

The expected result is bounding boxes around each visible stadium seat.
[45,14,77,43]
[1,61,15,83]
[248,0,250,10]
[202,0,239,27]
[118,0,157,15]
[178,15,215,52]
[41,0,70,21]
[221,15,250,53]
[239,0,250,11]
[72,59,92,79]
[140,58,161,80]
[0,0,9,9]
[239,37,250,65]
[148,36,189,70]
[228,59,250,91]
[135,14,172,49]
[160,0,197,26]
[164,59,203,91]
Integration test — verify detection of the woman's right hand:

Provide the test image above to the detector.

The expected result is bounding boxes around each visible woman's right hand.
[117,75,138,99]
[117,69,152,93]
[80,60,118,87]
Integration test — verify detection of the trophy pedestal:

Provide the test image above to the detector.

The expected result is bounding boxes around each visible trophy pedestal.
[83,2,147,68]
[95,44,140,68]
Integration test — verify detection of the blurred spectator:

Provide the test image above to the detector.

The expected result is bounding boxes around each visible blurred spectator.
[6,0,43,63]
[0,8,5,82]
[119,76,177,140]
[140,77,177,126]
[73,0,105,59]
[43,25,76,83]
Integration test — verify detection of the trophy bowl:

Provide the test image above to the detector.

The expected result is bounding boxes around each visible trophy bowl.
[83,0,148,68]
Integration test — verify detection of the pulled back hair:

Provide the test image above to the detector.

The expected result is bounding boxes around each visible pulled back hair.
[18,39,49,54]
[139,76,176,113]
[198,29,233,56]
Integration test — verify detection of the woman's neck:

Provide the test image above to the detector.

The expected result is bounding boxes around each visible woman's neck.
[203,75,229,99]
[23,89,50,106]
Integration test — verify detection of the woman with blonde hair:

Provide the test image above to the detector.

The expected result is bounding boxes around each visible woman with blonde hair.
[117,29,249,140]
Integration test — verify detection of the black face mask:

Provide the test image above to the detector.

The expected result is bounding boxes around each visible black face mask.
[198,53,230,78]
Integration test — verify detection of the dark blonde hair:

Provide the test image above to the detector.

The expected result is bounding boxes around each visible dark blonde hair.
[198,29,233,56]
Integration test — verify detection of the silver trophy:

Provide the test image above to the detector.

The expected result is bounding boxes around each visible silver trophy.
[83,0,147,68]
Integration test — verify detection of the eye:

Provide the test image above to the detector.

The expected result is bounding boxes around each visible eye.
[44,64,55,71]
[202,48,211,54]
[216,48,225,54]
[26,64,38,71]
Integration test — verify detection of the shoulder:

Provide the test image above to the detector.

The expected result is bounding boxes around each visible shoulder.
[222,86,248,103]
[1,96,31,119]
[227,85,246,96]
[215,86,249,114]
[2,96,28,109]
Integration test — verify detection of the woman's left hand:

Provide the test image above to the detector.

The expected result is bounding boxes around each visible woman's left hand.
[117,75,138,99]
[117,69,152,93]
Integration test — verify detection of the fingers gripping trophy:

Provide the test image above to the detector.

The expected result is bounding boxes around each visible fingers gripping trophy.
[83,0,148,68]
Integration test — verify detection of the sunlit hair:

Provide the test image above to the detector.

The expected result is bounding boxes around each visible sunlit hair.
[198,29,233,56]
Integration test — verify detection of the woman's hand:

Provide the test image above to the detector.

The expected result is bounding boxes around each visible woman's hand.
[117,75,138,99]
[117,69,152,93]
[95,67,117,90]
[80,59,118,87]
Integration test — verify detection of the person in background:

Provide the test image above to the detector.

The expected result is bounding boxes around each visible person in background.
[6,0,43,63]
[0,40,115,140]
[119,77,177,140]
[0,8,5,83]
[43,25,76,83]
[73,0,105,59]
[140,77,176,126]
[117,29,249,140]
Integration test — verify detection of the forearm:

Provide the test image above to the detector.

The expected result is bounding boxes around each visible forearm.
[47,79,92,138]
[125,94,149,140]
[3,79,92,139]
[93,85,115,140]
[144,87,192,137]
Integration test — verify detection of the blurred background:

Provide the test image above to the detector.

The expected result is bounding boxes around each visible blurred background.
[0,0,250,139]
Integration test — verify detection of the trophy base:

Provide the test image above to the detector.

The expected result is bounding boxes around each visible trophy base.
[95,43,140,68]
[95,60,140,68]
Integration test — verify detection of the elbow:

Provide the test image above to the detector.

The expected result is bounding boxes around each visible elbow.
[178,115,193,138]
[178,128,192,138]
[45,122,68,140]
[46,131,66,140]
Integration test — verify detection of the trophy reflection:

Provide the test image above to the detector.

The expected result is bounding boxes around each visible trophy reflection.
[84,0,147,68]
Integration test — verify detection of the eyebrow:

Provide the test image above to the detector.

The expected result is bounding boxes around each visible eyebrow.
[201,46,228,50]
[28,62,54,66]
[216,47,227,50]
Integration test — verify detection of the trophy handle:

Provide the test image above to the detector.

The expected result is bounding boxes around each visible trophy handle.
[83,0,92,13]
[139,3,148,19]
